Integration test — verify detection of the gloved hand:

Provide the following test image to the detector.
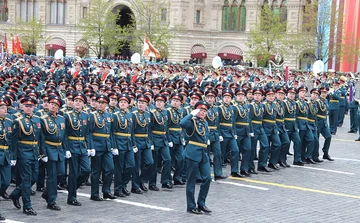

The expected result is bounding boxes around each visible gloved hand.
[90,149,96,157]
[219,136,224,142]
[168,142,174,147]
[87,150,91,156]
[207,140,210,145]
[65,151,71,159]
[249,133,255,137]
[10,160,16,166]
[41,156,48,163]
[190,109,200,116]
[234,135,238,140]
[151,145,155,150]
[112,148,119,156]
[133,147,138,153]
[182,139,186,146]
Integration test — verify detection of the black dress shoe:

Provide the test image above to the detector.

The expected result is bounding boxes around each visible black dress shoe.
[293,161,304,166]
[240,170,250,176]
[140,183,148,192]
[214,175,228,181]
[114,192,126,197]
[198,205,212,213]
[90,196,104,201]
[323,154,334,161]
[313,158,324,163]
[287,152,293,156]
[348,130,357,133]
[9,194,21,209]
[1,192,9,199]
[254,156,259,160]
[306,158,316,164]
[0,213,5,221]
[23,208,37,216]
[67,200,82,206]
[268,163,280,170]
[355,138,360,141]
[231,172,245,178]
[57,185,64,190]
[41,192,48,202]
[174,180,186,185]
[249,169,258,174]
[103,193,117,199]
[258,166,271,172]
[162,183,173,189]
[284,162,291,167]
[196,179,202,184]
[187,208,202,215]
[278,162,287,168]
[85,181,91,186]
[331,132,336,135]
[149,185,160,191]
[222,163,227,167]
[122,188,131,196]
[131,188,143,194]
[30,190,36,196]
[47,203,61,211]
[36,187,45,192]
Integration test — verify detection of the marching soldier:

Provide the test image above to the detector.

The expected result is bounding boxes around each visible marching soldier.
[9,97,41,216]
[337,77,348,127]
[328,79,341,135]
[180,101,212,215]
[63,93,92,206]
[307,89,321,162]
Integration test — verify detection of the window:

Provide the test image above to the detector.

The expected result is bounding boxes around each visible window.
[49,0,67,24]
[195,10,200,24]
[222,0,230,30]
[82,7,88,19]
[302,0,317,32]
[280,0,287,31]
[161,8,167,22]
[20,0,39,22]
[222,0,246,32]
[239,0,246,31]
[0,0,8,22]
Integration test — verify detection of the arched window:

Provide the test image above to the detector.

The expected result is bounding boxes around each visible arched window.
[222,0,230,30]
[0,0,8,22]
[20,0,39,22]
[50,0,67,24]
[280,0,287,31]
[302,0,317,32]
[239,0,246,31]
[272,0,279,17]
[230,0,238,30]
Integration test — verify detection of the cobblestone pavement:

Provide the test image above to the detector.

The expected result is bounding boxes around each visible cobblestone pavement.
[1,116,360,223]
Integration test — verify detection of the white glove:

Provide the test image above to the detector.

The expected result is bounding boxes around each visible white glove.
[151,145,155,150]
[234,135,238,140]
[90,149,96,157]
[190,109,200,116]
[219,136,224,142]
[182,139,186,146]
[133,147,138,153]
[168,142,174,148]
[249,133,255,137]
[10,160,16,166]
[65,151,72,159]
[112,148,119,156]
[87,150,91,156]
[207,140,210,145]
[41,156,48,163]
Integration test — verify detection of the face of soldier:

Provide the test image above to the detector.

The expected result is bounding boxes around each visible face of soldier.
[23,104,35,116]
[109,98,118,107]
[254,93,262,102]
[171,99,181,109]
[206,96,215,105]
[0,105,7,117]
[197,108,207,120]
[97,101,107,112]
[137,101,147,111]
[223,95,232,104]
[266,93,275,102]
[42,101,49,109]
[287,92,295,100]
[119,100,129,110]
[236,94,246,102]
[49,102,59,114]
[90,99,97,108]
[298,90,306,99]
[190,97,199,107]
[66,98,74,108]
[311,92,319,101]
[276,93,285,101]
[74,99,84,111]
[76,84,83,91]
[153,88,160,95]
[247,93,253,100]
[155,100,165,110]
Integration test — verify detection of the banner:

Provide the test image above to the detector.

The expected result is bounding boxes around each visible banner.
[16,36,24,56]
[143,36,160,59]
[4,33,8,53]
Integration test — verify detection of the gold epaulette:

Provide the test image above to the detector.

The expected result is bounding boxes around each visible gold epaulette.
[33,115,39,118]
[5,117,13,122]
[41,114,48,119]
[132,110,138,114]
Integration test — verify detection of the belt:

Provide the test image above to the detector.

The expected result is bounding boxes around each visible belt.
[152,130,166,135]
[263,119,276,124]
[236,122,249,126]
[19,140,38,145]
[330,100,339,102]
[220,123,232,127]
[276,119,284,122]
[0,145,8,150]
[297,116,308,121]
[134,134,148,137]
[340,96,345,98]
[92,133,110,138]
[307,118,315,123]
[208,126,217,130]
[114,132,131,137]
[188,141,207,148]
[45,140,62,146]
[284,118,296,121]
[68,136,85,141]
[168,128,182,132]
[252,120,262,125]
[317,114,326,119]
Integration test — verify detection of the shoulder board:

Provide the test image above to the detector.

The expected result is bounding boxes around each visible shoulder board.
[251,102,256,105]
[66,111,73,114]
[58,114,64,118]
[263,102,267,105]
[15,116,23,121]
[5,117,12,122]
[41,114,48,119]
[90,111,97,115]
[33,115,39,118]
[150,109,156,113]
[132,110,138,114]
[166,107,172,111]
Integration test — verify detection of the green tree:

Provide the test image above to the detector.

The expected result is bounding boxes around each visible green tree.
[79,0,125,59]
[247,4,288,67]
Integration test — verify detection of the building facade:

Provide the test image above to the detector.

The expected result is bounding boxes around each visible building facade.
[0,0,315,69]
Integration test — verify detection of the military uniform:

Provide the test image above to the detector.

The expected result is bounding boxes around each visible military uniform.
[328,84,341,134]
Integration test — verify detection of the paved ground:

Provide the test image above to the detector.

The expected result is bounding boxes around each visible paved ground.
[1,115,360,223]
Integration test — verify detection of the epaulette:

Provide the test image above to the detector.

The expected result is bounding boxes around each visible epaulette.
[150,109,156,113]
[132,110,138,114]
[166,107,172,111]
[15,116,23,121]
[33,115,39,118]
[66,111,73,114]
[5,117,13,122]
[41,114,48,119]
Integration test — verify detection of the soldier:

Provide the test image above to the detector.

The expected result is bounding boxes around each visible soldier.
[180,101,212,215]
[63,93,92,206]
[40,96,67,211]
[307,89,321,163]
[337,76,348,127]
[89,95,116,201]
[328,79,341,135]
[0,96,15,221]
[9,97,41,216]
[113,94,136,197]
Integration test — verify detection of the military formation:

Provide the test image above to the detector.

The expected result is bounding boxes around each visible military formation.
[0,55,360,219]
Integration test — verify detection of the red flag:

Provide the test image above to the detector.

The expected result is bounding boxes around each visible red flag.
[16,36,24,56]
[4,33,8,53]
[285,66,289,82]
[143,36,161,59]
[11,36,17,54]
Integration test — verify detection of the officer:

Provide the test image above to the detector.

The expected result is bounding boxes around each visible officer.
[89,95,116,201]
[113,94,136,197]
[166,93,185,185]
[149,94,173,190]
[0,96,15,221]
[131,94,154,193]
[337,77,348,127]
[328,79,341,135]
[180,101,212,215]
[9,97,41,216]
[63,93,91,206]
[307,89,320,162]
[40,96,67,211]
